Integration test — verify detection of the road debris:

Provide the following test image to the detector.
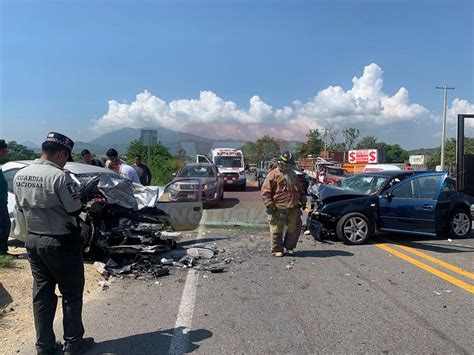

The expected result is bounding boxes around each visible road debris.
[187,247,215,259]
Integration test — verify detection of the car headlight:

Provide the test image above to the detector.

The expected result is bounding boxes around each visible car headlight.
[203,181,218,190]
[171,182,198,190]
[239,170,246,175]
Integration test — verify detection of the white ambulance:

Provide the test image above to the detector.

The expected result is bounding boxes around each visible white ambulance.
[197,148,246,191]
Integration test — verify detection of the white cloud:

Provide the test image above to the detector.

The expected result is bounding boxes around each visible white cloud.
[448,98,474,127]
[92,63,470,141]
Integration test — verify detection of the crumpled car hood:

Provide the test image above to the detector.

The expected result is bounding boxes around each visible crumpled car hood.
[310,183,366,203]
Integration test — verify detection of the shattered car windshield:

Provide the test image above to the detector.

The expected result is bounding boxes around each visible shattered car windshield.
[340,174,389,195]
[74,172,121,188]
[327,168,349,176]
[214,157,243,168]
[178,166,215,177]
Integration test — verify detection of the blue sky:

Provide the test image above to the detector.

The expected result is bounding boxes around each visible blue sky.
[1,0,473,149]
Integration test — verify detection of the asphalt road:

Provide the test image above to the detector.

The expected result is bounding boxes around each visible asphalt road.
[19,176,474,354]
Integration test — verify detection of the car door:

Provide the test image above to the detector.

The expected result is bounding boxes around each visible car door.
[3,166,28,242]
[379,173,444,234]
[155,178,203,231]
[196,154,212,164]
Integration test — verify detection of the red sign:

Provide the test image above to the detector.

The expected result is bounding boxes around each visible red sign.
[348,149,378,164]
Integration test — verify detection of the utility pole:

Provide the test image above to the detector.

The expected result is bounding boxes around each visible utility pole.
[436,85,455,171]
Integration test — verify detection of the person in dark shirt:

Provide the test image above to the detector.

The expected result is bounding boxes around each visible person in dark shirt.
[80,149,103,167]
[0,139,12,256]
[132,155,152,186]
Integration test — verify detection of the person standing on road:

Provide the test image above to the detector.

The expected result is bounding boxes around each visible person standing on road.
[132,154,152,185]
[80,149,103,167]
[261,151,306,257]
[0,139,12,256]
[14,132,95,355]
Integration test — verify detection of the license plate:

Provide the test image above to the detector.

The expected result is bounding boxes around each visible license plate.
[226,180,234,184]
[187,193,195,199]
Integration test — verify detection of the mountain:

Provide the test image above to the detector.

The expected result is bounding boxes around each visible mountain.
[21,141,41,152]
[72,126,248,157]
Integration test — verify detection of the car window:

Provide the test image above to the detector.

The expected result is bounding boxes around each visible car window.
[441,178,456,192]
[392,180,414,199]
[214,157,242,168]
[327,167,346,176]
[178,166,215,177]
[413,175,443,199]
[3,168,22,193]
[341,174,389,195]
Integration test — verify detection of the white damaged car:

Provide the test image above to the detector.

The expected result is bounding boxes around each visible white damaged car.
[3,161,203,245]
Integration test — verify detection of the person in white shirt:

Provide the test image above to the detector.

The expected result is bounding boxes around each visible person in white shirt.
[109,160,141,184]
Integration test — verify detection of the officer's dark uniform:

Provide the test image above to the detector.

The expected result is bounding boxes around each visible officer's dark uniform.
[0,140,11,254]
[14,133,87,354]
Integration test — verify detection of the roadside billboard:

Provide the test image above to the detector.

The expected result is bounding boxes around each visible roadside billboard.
[409,155,425,165]
[348,149,378,164]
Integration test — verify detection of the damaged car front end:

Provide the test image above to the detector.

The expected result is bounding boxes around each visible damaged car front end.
[306,182,375,243]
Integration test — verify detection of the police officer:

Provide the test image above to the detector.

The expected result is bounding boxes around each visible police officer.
[0,139,12,256]
[261,151,306,257]
[14,132,95,355]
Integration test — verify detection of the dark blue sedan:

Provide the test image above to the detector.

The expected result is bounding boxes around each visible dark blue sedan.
[307,171,474,244]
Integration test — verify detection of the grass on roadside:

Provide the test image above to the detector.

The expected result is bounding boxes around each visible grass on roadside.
[0,255,16,268]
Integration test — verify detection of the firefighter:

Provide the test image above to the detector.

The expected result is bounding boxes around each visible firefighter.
[14,132,95,355]
[261,151,306,257]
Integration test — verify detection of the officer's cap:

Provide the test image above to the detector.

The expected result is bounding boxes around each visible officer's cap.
[43,132,74,152]
[0,140,7,149]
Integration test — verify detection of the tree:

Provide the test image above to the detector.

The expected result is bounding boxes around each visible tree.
[377,143,409,163]
[127,140,182,185]
[240,141,258,164]
[427,137,474,170]
[2,141,39,162]
[356,136,378,149]
[255,136,282,158]
[297,129,324,157]
[342,128,360,150]
[240,136,282,164]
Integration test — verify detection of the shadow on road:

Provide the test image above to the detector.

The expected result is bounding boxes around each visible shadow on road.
[205,198,240,210]
[0,282,13,309]
[87,327,212,354]
[295,250,354,258]
[179,237,231,247]
[243,185,260,193]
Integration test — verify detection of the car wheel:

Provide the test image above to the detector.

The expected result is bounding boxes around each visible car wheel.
[240,184,246,192]
[449,209,472,238]
[336,212,373,245]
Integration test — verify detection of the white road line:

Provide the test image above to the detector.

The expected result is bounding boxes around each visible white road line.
[168,211,207,355]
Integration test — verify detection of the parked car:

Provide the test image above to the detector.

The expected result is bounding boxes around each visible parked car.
[171,163,224,206]
[317,165,350,185]
[307,171,474,244]
[363,164,401,173]
[256,160,275,190]
[3,161,204,243]
[248,163,257,174]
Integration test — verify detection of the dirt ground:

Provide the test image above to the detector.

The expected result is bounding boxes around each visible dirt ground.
[0,241,103,354]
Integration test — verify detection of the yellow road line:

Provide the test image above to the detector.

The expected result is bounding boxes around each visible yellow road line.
[375,243,474,294]
[381,238,474,280]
